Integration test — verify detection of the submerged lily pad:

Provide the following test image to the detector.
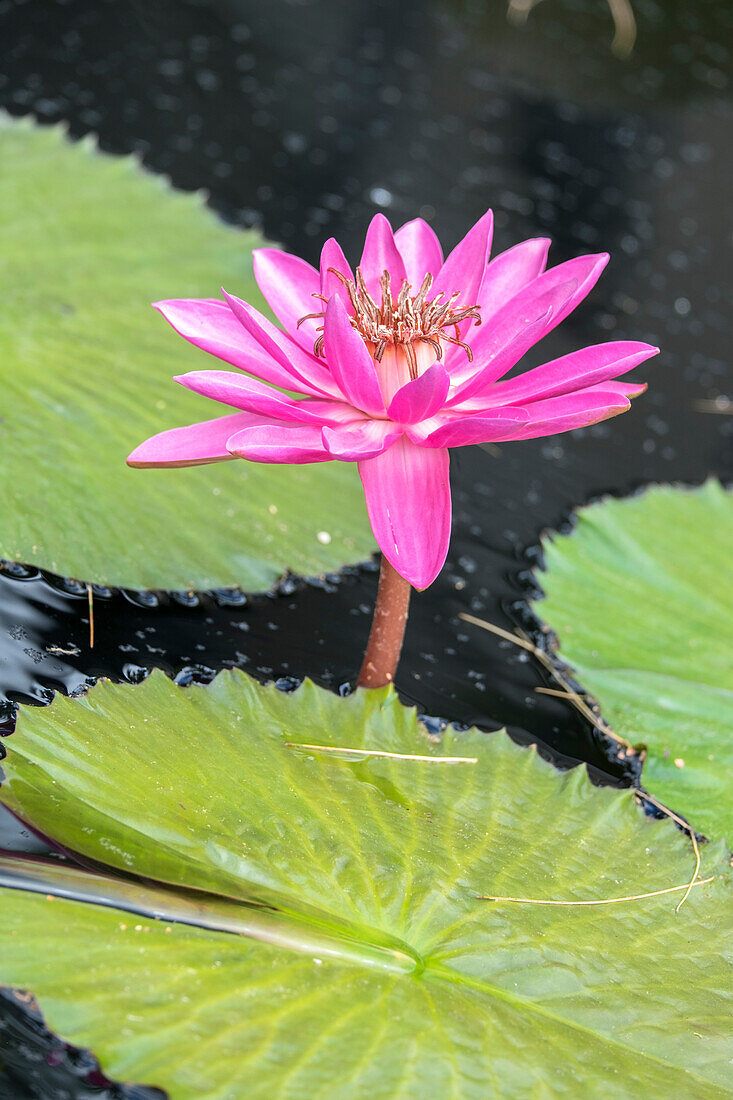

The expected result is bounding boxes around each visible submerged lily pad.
[0,115,374,590]
[537,479,733,842]
[0,671,730,1097]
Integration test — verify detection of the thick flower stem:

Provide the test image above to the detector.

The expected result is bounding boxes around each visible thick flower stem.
[357,557,411,689]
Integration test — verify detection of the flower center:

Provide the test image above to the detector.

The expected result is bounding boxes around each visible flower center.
[299,268,482,380]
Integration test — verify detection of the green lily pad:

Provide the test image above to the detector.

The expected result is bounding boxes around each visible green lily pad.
[537,479,733,843]
[1,670,730,1097]
[0,115,374,590]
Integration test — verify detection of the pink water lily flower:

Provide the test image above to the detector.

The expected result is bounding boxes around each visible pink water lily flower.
[128,211,658,589]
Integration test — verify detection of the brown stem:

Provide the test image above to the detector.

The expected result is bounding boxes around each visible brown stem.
[357,557,411,689]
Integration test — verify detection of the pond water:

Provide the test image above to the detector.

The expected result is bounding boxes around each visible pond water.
[0,0,731,1095]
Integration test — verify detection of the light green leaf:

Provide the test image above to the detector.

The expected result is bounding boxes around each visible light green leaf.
[537,479,733,842]
[1,670,730,1098]
[0,115,374,590]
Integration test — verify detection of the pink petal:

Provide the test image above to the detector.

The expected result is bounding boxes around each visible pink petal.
[359,214,407,299]
[387,363,451,424]
[394,219,444,287]
[602,380,648,398]
[221,290,339,398]
[127,411,257,468]
[477,238,551,323]
[472,341,659,409]
[227,421,331,464]
[442,236,550,373]
[517,386,635,439]
[252,248,321,352]
[465,251,609,379]
[447,281,576,405]
[320,237,355,305]
[154,299,303,389]
[174,370,354,425]
[322,419,402,461]
[422,408,530,448]
[527,252,609,329]
[358,438,451,590]
[298,398,373,424]
[322,295,385,415]
[431,209,493,314]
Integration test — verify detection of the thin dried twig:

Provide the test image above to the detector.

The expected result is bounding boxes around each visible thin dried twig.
[458,612,628,746]
[460,612,537,652]
[459,612,707,912]
[535,686,590,702]
[285,744,477,764]
[478,878,713,906]
[640,790,702,912]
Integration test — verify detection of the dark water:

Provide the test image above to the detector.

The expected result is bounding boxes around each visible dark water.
[0,988,165,1100]
[0,0,731,1095]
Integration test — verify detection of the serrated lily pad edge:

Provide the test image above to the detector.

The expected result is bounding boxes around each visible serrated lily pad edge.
[0,113,377,590]
[0,668,731,1100]
[526,476,732,840]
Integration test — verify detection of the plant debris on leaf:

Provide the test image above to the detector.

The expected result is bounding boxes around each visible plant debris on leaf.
[0,670,730,1098]
[536,479,733,843]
